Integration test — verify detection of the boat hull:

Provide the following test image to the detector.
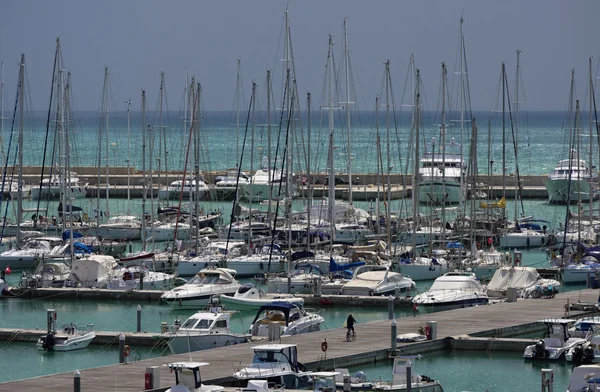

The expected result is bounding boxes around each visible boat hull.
[396,263,451,281]
[31,186,87,200]
[415,297,489,312]
[219,295,304,311]
[544,178,594,203]
[165,333,249,355]
[418,180,465,205]
[562,267,600,284]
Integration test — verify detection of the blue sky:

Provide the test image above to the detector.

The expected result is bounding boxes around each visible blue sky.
[0,0,598,112]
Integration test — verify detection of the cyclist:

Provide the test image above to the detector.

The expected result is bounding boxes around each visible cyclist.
[346,313,356,337]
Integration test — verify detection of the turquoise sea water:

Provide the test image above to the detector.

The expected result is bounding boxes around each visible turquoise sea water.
[8,110,591,178]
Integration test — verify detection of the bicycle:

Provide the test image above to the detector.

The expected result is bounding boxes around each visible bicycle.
[346,328,356,341]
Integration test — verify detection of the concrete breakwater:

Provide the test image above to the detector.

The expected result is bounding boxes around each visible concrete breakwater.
[13,166,549,200]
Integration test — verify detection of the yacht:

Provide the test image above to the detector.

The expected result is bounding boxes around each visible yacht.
[267,263,328,295]
[106,264,182,290]
[159,177,209,201]
[566,364,600,392]
[412,271,488,311]
[31,172,88,200]
[524,319,585,360]
[161,308,250,355]
[566,335,600,364]
[248,302,324,338]
[214,169,250,200]
[20,259,71,288]
[37,314,95,352]
[396,252,450,281]
[161,267,240,309]
[177,241,245,277]
[418,151,466,205]
[219,283,304,311]
[486,266,560,299]
[233,344,311,389]
[544,149,597,203]
[0,236,63,270]
[340,265,416,297]
[164,362,225,392]
[64,255,120,288]
[227,244,286,277]
[96,215,142,241]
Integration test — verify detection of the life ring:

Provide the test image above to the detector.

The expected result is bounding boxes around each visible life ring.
[321,340,328,352]
[123,345,131,357]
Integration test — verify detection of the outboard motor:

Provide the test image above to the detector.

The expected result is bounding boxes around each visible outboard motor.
[353,371,367,383]
[571,345,584,363]
[583,346,595,364]
[534,340,547,360]
[42,332,56,351]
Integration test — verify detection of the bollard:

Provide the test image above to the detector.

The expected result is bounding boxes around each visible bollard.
[139,272,144,290]
[426,321,437,340]
[541,368,554,392]
[137,305,142,333]
[406,364,412,392]
[119,333,125,364]
[391,319,397,353]
[388,295,395,320]
[343,375,351,392]
[47,309,56,334]
[73,369,81,392]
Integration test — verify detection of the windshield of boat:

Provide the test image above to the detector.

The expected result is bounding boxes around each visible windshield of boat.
[181,318,212,329]
[429,280,480,291]
[189,273,227,285]
[252,350,288,364]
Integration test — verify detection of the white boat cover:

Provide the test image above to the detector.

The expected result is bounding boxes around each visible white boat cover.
[486,267,540,297]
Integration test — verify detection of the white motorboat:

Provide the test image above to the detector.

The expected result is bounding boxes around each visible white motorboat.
[566,335,600,364]
[267,263,329,295]
[372,357,443,392]
[396,254,450,281]
[227,244,287,277]
[161,267,240,309]
[561,250,600,284]
[569,317,600,339]
[161,308,249,355]
[145,221,193,242]
[37,313,95,352]
[233,344,311,389]
[418,151,466,205]
[523,319,585,360]
[164,362,225,392]
[176,241,245,277]
[64,254,120,288]
[340,265,415,297]
[566,364,600,392]
[545,149,597,203]
[20,259,71,288]
[219,283,304,311]
[333,369,373,391]
[486,266,560,299]
[0,236,63,270]
[249,302,324,339]
[219,220,271,241]
[159,178,209,201]
[31,172,88,200]
[412,271,488,311]
[499,228,547,249]
[106,264,180,290]
[96,215,142,241]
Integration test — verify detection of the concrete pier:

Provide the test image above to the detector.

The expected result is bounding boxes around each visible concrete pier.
[0,288,598,391]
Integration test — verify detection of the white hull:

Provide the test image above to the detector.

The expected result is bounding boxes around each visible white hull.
[96,227,141,241]
[562,267,600,284]
[158,189,207,201]
[227,259,285,277]
[499,232,547,248]
[176,259,219,277]
[37,331,95,351]
[396,262,450,281]
[544,178,594,203]
[219,295,304,311]
[166,333,248,355]
[418,181,464,205]
[144,225,192,242]
[31,185,87,200]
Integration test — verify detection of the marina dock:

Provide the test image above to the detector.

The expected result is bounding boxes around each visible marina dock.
[1,288,597,391]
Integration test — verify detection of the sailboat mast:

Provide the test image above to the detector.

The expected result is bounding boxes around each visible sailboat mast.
[459,17,465,214]
[589,57,594,220]
[249,82,256,253]
[194,82,201,254]
[514,51,520,223]
[385,60,391,248]
[126,98,131,210]
[376,95,381,238]
[412,70,421,227]
[141,90,147,248]
[104,67,110,219]
[344,17,353,203]
[326,36,335,242]
[306,91,311,251]
[501,63,506,215]
[0,62,4,165]
[267,70,272,222]
[158,71,164,199]
[235,60,241,166]
[57,67,65,232]
[65,72,74,260]
[17,54,25,246]
[441,63,447,239]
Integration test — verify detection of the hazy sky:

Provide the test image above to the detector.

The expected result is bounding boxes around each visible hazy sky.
[1,0,598,112]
